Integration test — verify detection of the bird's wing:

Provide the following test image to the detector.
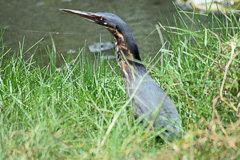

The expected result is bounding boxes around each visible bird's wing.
[129,74,181,132]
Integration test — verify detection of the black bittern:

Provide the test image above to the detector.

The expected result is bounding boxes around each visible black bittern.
[60,9,182,140]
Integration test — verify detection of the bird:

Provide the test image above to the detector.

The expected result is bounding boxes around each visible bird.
[60,9,182,140]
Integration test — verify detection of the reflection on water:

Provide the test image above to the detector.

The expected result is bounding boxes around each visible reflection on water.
[0,0,178,65]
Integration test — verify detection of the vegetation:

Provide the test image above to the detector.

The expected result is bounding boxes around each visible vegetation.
[0,8,239,159]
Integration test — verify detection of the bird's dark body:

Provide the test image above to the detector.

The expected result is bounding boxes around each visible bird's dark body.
[60,9,182,140]
[128,68,181,138]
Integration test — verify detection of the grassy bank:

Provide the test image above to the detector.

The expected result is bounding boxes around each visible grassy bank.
[0,9,240,159]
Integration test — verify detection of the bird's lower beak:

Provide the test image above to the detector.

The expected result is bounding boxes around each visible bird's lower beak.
[59,9,99,23]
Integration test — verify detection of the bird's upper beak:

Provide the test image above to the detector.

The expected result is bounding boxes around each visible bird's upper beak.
[59,9,104,24]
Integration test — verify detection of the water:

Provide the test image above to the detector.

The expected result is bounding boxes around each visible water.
[0,0,178,66]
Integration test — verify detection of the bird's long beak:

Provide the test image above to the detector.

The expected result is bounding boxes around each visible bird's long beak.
[59,9,101,23]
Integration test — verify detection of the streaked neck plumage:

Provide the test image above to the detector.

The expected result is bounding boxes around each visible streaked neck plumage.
[106,25,147,83]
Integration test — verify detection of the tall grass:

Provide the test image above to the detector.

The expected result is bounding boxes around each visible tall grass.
[0,8,240,159]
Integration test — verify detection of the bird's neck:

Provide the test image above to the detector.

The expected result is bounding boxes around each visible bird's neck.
[107,26,146,81]
[114,39,147,82]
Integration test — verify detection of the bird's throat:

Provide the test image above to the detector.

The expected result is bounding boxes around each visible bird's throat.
[115,46,146,84]
[111,28,146,82]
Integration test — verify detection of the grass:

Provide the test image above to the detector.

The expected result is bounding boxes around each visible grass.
[0,8,240,159]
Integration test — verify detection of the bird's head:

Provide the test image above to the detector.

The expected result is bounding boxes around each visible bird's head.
[59,9,141,62]
[59,9,127,36]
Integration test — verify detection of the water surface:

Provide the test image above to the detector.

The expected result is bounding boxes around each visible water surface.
[0,0,178,65]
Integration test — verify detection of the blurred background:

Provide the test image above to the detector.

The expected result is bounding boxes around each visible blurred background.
[0,0,178,65]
